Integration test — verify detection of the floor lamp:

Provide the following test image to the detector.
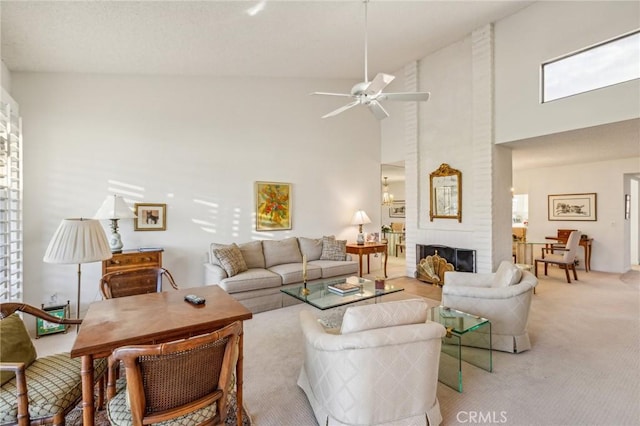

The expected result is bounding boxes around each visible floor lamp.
[43,218,113,329]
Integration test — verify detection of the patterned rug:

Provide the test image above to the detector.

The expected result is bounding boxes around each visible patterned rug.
[66,392,252,425]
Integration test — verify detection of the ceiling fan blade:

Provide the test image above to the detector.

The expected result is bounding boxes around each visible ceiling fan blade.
[322,100,361,119]
[311,91,352,98]
[365,73,395,96]
[368,100,389,120]
[378,92,431,102]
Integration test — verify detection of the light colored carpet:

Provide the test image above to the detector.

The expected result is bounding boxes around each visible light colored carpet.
[243,270,640,425]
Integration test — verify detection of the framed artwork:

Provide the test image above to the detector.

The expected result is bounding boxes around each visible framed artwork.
[36,303,70,338]
[548,193,597,221]
[389,201,406,218]
[134,203,167,231]
[366,232,380,242]
[255,181,292,231]
[429,163,462,222]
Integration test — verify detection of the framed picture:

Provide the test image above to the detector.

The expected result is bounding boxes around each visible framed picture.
[389,201,406,218]
[255,181,292,231]
[134,203,167,231]
[36,302,70,338]
[548,193,597,221]
[366,232,380,242]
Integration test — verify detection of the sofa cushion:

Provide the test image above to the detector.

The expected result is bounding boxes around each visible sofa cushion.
[340,299,429,335]
[320,237,347,261]
[219,269,282,294]
[309,260,358,278]
[212,244,248,277]
[0,313,38,385]
[262,237,303,268]
[238,241,265,269]
[269,263,322,284]
[493,261,522,288]
[298,237,324,261]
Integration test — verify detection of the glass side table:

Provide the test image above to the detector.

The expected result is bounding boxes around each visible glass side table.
[428,306,492,392]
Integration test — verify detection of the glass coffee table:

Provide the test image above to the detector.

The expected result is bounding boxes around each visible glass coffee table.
[428,306,492,392]
[281,277,404,310]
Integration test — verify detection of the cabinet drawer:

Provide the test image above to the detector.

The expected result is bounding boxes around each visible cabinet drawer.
[103,250,163,274]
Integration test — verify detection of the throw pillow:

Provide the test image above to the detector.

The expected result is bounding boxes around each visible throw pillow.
[209,242,230,267]
[0,313,38,385]
[212,244,248,277]
[493,261,522,288]
[320,236,347,261]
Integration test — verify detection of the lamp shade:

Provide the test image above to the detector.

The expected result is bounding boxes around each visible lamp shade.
[350,210,372,226]
[94,195,137,220]
[43,218,113,264]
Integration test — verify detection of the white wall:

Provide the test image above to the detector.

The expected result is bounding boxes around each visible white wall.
[13,72,380,312]
[514,157,639,273]
[1,60,11,92]
[495,1,640,143]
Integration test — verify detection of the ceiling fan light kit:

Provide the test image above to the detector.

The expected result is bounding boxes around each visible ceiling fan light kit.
[312,0,430,120]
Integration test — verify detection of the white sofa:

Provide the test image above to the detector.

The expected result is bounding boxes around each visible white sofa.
[204,236,358,313]
[298,299,446,426]
[442,261,538,353]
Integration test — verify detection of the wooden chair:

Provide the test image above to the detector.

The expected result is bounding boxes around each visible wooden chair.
[105,321,242,426]
[543,228,577,254]
[395,233,405,256]
[535,230,582,283]
[100,267,179,299]
[0,303,106,426]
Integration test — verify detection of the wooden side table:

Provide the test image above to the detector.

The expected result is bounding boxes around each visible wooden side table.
[346,242,388,278]
[102,248,163,275]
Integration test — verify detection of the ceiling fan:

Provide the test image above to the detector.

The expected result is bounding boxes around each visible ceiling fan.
[311,0,430,120]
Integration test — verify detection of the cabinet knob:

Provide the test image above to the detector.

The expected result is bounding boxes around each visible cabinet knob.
[143,257,151,262]
[112,260,121,264]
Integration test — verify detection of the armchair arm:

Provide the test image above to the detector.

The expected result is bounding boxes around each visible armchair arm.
[203,263,227,284]
[300,310,445,351]
[445,271,494,287]
[1,362,29,426]
[443,281,534,300]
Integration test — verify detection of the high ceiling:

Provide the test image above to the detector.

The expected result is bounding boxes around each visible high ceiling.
[1,0,534,79]
[2,1,638,171]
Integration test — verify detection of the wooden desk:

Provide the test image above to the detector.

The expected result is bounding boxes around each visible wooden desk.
[346,242,388,278]
[544,237,593,272]
[70,286,252,426]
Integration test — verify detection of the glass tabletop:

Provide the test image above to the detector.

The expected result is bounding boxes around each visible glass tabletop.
[281,276,404,310]
[429,306,489,334]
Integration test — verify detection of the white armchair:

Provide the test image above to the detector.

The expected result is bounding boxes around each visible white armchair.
[297,299,446,426]
[442,261,538,353]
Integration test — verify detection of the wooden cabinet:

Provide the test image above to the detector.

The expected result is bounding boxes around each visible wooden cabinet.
[102,249,163,275]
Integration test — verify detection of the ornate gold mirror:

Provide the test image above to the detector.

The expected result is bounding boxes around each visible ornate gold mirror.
[429,163,462,222]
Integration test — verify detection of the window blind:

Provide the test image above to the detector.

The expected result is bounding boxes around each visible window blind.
[0,100,23,302]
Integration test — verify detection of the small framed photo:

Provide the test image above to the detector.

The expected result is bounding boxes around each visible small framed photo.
[255,181,292,231]
[548,193,597,221]
[389,201,406,218]
[134,203,167,231]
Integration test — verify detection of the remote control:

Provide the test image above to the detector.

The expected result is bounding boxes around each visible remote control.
[184,294,206,305]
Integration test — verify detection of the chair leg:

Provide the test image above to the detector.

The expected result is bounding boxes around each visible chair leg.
[564,264,571,283]
[571,264,578,281]
[544,262,548,276]
[534,260,539,277]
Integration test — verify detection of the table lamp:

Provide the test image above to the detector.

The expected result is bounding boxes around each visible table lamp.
[94,194,137,253]
[351,209,371,245]
[43,218,113,326]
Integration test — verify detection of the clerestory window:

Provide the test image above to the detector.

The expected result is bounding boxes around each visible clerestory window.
[542,30,640,103]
